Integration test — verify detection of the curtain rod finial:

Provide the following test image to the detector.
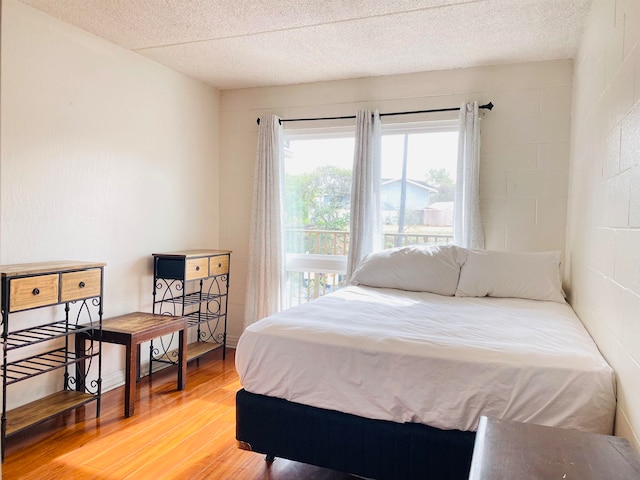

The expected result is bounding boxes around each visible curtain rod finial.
[256,117,282,125]
[484,101,494,111]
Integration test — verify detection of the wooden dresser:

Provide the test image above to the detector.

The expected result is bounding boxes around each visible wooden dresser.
[0,261,105,460]
[151,249,231,366]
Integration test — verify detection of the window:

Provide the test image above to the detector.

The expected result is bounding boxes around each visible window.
[283,129,354,305]
[380,122,458,249]
[284,121,458,305]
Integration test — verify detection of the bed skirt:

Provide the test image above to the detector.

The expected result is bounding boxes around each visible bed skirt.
[236,389,475,480]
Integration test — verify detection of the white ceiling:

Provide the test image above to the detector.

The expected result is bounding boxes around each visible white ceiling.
[18,0,592,90]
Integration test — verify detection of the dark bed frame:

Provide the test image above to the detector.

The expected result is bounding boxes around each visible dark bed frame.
[236,389,476,480]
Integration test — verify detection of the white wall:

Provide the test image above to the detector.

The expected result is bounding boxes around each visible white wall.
[566,0,640,451]
[0,0,221,405]
[220,60,574,346]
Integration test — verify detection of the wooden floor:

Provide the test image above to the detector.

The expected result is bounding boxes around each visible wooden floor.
[3,350,358,479]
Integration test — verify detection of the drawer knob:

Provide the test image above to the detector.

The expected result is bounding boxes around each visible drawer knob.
[218,263,222,268]
[32,288,40,295]
[195,266,200,271]
[79,281,86,288]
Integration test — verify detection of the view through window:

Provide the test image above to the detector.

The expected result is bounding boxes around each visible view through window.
[284,122,458,305]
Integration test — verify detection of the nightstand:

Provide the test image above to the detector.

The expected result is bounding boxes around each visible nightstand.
[469,416,640,479]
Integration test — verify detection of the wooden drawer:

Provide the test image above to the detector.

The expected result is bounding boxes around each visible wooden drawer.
[9,274,59,312]
[60,269,102,302]
[185,258,209,281]
[209,255,229,276]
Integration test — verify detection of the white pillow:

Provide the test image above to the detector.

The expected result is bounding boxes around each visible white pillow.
[350,245,466,296]
[455,249,565,302]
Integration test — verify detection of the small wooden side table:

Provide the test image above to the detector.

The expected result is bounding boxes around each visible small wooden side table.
[469,416,640,479]
[83,312,188,418]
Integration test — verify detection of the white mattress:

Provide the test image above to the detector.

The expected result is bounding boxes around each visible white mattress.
[236,286,616,434]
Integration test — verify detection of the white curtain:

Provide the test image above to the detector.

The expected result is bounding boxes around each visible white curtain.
[244,114,285,328]
[346,110,382,281]
[454,102,484,250]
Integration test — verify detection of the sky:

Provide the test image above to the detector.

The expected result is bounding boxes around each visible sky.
[284,131,459,182]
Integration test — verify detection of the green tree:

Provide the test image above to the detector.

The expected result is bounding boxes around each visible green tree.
[307,166,351,230]
[284,165,351,230]
[285,171,314,228]
[285,166,351,256]
[426,168,455,202]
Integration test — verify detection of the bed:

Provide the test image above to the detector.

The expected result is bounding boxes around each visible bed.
[235,246,616,480]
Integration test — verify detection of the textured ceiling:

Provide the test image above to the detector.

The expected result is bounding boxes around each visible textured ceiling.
[18,0,592,90]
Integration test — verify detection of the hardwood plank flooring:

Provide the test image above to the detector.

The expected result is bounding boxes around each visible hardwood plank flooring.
[3,350,358,479]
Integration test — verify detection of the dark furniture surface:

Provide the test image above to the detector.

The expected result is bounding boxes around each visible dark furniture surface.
[469,416,640,480]
[236,388,476,480]
[91,312,187,417]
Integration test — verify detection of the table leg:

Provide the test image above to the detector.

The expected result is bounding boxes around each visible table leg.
[178,327,187,390]
[125,340,137,418]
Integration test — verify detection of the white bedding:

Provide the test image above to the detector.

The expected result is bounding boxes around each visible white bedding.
[236,286,616,434]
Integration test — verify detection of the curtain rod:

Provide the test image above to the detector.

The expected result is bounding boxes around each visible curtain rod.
[256,101,493,125]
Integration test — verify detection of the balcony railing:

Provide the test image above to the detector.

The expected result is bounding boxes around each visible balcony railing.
[383,233,453,249]
[285,228,453,305]
[285,229,350,256]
